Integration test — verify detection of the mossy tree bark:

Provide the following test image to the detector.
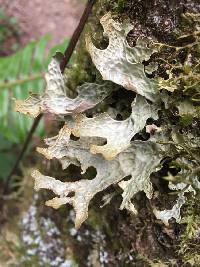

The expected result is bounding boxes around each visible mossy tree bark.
[64,1,200,266]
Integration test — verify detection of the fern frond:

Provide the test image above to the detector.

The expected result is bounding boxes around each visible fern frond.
[0,35,68,143]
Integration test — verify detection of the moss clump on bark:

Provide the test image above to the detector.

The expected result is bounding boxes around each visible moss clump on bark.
[178,192,200,265]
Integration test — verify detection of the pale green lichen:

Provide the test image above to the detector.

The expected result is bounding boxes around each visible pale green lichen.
[70,94,158,160]
[86,12,159,101]
[34,125,161,228]
[15,54,112,117]
[15,12,200,232]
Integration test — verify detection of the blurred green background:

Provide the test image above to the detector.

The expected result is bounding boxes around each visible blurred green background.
[0,8,68,180]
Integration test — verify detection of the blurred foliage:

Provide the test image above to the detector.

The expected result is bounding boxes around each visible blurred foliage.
[0,34,68,179]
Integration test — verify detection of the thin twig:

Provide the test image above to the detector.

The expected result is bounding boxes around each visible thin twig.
[60,0,96,72]
[4,0,96,194]
[3,114,42,194]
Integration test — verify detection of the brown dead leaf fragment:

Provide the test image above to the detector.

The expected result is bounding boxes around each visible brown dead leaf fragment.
[86,12,158,101]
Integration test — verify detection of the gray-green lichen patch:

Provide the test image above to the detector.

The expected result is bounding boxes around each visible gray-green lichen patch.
[14,13,166,230]
[70,94,158,159]
[15,54,112,118]
[86,12,159,101]
[14,11,200,234]
[33,128,161,228]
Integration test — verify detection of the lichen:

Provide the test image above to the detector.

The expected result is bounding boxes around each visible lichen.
[33,133,161,228]
[15,14,166,229]
[70,94,158,159]
[15,54,112,118]
[14,10,200,233]
[86,12,158,101]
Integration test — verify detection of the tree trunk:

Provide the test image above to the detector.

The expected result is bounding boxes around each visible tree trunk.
[1,1,200,266]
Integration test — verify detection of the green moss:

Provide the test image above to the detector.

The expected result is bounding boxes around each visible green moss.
[65,39,96,91]
[178,192,200,265]
[157,13,200,100]
[99,0,127,13]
